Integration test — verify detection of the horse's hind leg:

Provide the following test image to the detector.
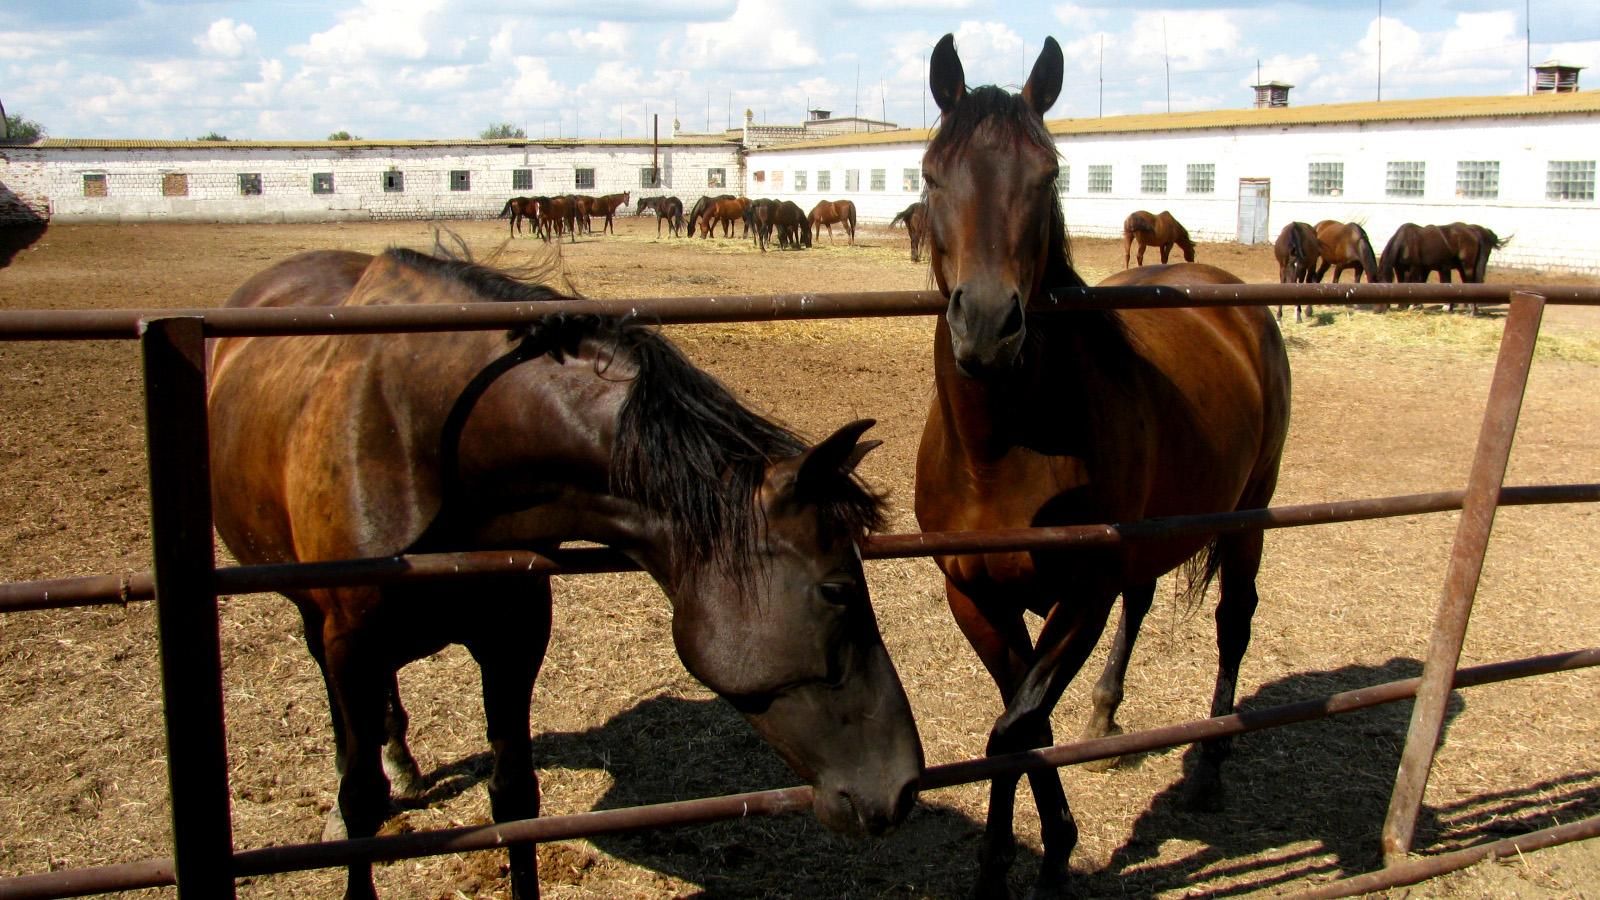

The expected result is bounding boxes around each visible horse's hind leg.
[1080,580,1155,772]
[465,577,554,900]
[322,628,396,900]
[381,673,425,800]
[1187,528,1264,812]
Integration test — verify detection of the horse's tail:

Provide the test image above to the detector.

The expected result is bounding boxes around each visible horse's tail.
[1376,228,1405,282]
[890,206,910,228]
[498,198,514,218]
[846,203,857,232]
[1353,223,1380,281]
[1176,539,1222,617]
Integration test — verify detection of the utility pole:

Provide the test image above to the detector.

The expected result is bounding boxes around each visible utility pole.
[1163,18,1171,113]
[1377,0,1384,101]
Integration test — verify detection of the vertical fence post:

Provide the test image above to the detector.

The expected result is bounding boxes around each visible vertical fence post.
[1380,291,1546,866]
[140,316,237,898]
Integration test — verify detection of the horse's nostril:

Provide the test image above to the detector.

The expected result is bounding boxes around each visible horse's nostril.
[999,297,1024,339]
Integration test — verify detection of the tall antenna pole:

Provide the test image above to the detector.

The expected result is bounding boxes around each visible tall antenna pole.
[922,54,927,128]
[855,63,860,119]
[1098,34,1104,117]
[1377,0,1384,101]
[1526,0,1532,94]
[881,79,887,124]
[1163,18,1171,113]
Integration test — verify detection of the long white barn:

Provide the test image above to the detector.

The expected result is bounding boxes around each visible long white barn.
[746,91,1600,274]
[2,90,1597,272]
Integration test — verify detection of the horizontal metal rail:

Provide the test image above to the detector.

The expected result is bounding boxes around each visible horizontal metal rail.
[0,283,1596,341]
[4,482,1596,614]
[2,647,1593,900]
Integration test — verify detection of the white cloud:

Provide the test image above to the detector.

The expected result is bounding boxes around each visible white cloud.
[195,19,257,59]
[564,22,630,56]
[291,0,445,66]
[676,0,819,71]
[849,0,977,9]
[1125,11,1241,73]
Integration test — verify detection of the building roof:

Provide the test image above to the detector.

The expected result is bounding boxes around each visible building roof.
[748,90,1600,153]
[24,136,740,151]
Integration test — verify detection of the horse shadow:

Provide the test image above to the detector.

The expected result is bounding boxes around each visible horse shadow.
[1074,657,1600,896]
[412,693,994,897]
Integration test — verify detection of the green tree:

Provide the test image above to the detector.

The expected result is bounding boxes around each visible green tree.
[196,131,231,141]
[327,129,362,141]
[2,113,46,143]
[480,122,526,140]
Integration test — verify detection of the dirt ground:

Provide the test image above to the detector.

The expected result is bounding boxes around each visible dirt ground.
[1,216,1597,899]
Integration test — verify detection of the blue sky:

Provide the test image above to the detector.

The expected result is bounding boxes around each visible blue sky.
[3,1,1596,141]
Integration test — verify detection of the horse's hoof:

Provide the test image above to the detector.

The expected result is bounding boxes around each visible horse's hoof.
[1079,722,1124,773]
[322,808,349,842]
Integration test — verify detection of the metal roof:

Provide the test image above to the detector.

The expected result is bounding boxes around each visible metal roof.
[748,90,1600,153]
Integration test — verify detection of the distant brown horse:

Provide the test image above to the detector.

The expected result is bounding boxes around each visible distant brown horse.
[1273,220,1320,322]
[1378,223,1458,286]
[537,195,577,243]
[208,245,924,900]
[498,196,538,238]
[917,33,1290,898]
[697,197,747,238]
[686,194,735,238]
[638,195,686,237]
[1312,220,1380,283]
[1122,209,1196,267]
[773,200,812,249]
[809,199,857,245]
[890,201,928,262]
[1442,222,1510,313]
[590,191,630,235]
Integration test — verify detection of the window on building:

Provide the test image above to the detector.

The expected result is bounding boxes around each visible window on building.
[844,169,860,191]
[575,168,595,190]
[1386,161,1425,197]
[1308,161,1344,196]
[83,173,108,197]
[1187,163,1215,194]
[1087,165,1112,194]
[1056,165,1070,195]
[1546,160,1596,201]
[640,167,660,188]
[794,170,807,191]
[382,170,405,193]
[707,168,726,188]
[450,170,471,192]
[870,169,886,191]
[312,172,335,195]
[161,173,189,197]
[1140,164,1167,194]
[1455,161,1498,199]
[772,170,785,191]
[238,173,263,196]
[817,170,831,192]
[903,168,920,192]
[512,168,532,191]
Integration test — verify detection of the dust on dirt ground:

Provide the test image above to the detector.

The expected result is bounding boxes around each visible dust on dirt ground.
[1,217,1597,899]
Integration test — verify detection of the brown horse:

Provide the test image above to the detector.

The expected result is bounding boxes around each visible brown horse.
[1312,220,1380,283]
[1441,222,1510,313]
[773,200,812,249]
[809,199,857,245]
[207,246,923,900]
[536,195,577,243]
[1378,222,1457,285]
[697,197,747,238]
[1122,209,1196,267]
[590,191,630,235]
[1273,220,1320,322]
[917,33,1290,898]
[890,201,928,262]
[498,196,538,238]
[638,195,686,237]
[686,194,735,238]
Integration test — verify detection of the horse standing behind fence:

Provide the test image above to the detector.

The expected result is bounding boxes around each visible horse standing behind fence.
[891,201,928,262]
[915,33,1291,899]
[1121,209,1196,268]
[498,197,538,238]
[638,195,686,237]
[1312,220,1381,284]
[207,246,924,900]
[809,199,857,245]
[1274,221,1320,322]
[773,200,812,249]
[590,191,631,235]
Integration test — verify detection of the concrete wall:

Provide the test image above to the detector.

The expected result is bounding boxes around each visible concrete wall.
[745,113,1600,274]
[0,142,742,225]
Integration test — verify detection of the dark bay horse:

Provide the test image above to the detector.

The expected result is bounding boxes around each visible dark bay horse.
[208,246,923,900]
[809,199,857,245]
[590,191,630,235]
[687,194,735,238]
[1312,220,1380,284]
[774,200,812,249]
[917,33,1290,898]
[1442,222,1510,313]
[498,196,537,238]
[1122,209,1195,267]
[536,195,577,243]
[890,201,928,262]
[1378,222,1457,286]
[697,197,747,238]
[1274,220,1320,322]
[638,195,686,237]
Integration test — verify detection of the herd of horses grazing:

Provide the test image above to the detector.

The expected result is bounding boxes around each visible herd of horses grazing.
[504,190,861,253]
[197,30,1537,900]
[497,191,632,243]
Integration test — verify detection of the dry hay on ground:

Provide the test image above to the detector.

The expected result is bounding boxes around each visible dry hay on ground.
[1,218,1597,898]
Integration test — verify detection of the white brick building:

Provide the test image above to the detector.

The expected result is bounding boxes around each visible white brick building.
[744,91,1600,274]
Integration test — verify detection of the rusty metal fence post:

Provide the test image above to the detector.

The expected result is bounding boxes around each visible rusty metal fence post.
[1379,291,1548,866]
[139,317,236,898]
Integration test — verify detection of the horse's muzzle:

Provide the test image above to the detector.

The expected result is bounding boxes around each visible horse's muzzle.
[947,283,1026,375]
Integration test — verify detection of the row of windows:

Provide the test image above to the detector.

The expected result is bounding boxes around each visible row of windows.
[1308,159,1595,201]
[83,166,728,197]
[754,168,921,194]
[1052,163,1217,195]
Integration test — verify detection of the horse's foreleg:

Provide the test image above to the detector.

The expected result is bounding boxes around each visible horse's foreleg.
[1159,243,1172,264]
[323,632,392,900]
[382,674,425,800]
[467,578,552,900]
[1189,529,1264,812]
[1080,580,1155,771]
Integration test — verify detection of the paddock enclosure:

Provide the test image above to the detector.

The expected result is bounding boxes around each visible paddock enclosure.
[2,218,1599,898]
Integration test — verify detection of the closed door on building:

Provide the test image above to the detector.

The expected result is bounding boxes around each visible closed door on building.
[1237,179,1270,244]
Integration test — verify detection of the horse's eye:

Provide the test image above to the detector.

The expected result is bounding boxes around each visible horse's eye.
[819,580,856,605]
[923,172,938,189]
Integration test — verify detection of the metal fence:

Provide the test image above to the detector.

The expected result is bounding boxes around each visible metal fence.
[0,281,1597,899]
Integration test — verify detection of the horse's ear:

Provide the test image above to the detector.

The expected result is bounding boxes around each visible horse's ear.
[797,418,878,487]
[930,33,966,114]
[1022,36,1064,116]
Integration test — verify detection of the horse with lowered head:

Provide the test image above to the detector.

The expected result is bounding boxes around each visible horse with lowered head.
[890,201,928,262]
[1122,209,1196,267]
[1312,220,1381,284]
[207,244,923,900]
[917,32,1290,899]
[1274,220,1320,322]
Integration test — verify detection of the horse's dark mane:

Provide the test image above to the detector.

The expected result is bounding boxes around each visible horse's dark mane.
[924,84,1088,298]
[385,245,887,575]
